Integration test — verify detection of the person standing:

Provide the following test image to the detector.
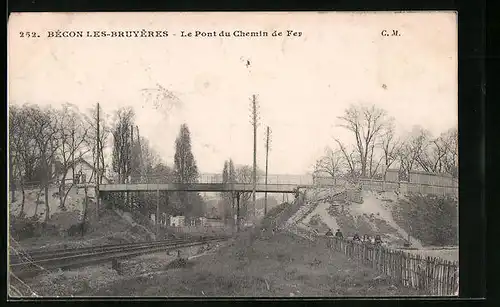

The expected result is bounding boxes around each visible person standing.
[326,228,334,248]
[334,229,343,251]
[353,233,361,242]
[335,229,343,239]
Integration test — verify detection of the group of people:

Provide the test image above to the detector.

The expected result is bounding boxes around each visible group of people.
[325,228,383,245]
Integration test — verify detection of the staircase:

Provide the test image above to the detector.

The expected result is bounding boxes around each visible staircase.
[285,201,318,226]
[282,187,350,240]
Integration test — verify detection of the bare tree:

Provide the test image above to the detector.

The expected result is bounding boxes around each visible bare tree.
[112,107,135,184]
[412,127,458,178]
[235,165,252,219]
[398,126,432,181]
[234,165,264,219]
[30,105,60,222]
[111,107,135,209]
[334,139,359,179]
[379,124,402,179]
[9,106,21,205]
[314,147,344,183]
[337,104,390,178]
[440,128,458,178]
[417,137,447,173]
[53,104,91,210]
[9,106,43,216]
[85,104,111,185]
[137,136,160,182]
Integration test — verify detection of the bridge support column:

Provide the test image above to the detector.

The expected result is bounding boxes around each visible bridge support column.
[236,192,241,233]
[156,183,160,238]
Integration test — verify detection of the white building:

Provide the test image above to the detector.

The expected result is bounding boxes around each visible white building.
[170,215,185,227]
[55,158,111,185]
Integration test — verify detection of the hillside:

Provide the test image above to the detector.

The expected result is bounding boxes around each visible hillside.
[392,193,458,247]
[9,185,156,251]
[298,189,458,250]
[10,186,87,221]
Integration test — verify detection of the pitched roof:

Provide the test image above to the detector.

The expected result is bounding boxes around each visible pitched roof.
[71,158,111,182]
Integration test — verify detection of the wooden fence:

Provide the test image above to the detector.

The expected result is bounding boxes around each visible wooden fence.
[328,237,459,296]
[165,225,231,234]
[359,178,458,198]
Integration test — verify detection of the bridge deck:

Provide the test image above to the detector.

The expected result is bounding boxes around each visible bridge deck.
[98,183,313,193]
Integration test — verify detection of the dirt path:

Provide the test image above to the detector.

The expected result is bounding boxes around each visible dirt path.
[87,231,425,297]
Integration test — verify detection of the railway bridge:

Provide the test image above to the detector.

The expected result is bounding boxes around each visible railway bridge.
[78,174,338,228]
[97,174,318,193]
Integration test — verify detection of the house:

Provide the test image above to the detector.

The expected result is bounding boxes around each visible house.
[149,213,170,225]
[55,158,111,185]
[170,215,185,227]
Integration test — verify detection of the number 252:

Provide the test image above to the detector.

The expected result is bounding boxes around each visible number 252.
[19,32,38,38]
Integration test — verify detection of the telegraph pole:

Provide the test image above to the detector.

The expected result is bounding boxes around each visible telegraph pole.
[96,102,100,220]
[136,126,142,181]
[156,180,160,238]
[130,125,134,208]
[264,126,271,215]
[251,94,258,221]
[244,58,259,222]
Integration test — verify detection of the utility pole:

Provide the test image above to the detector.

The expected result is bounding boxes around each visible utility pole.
[236,192,241,232]
[136,126,142,181]
[131,124,135,183]
[136,126,143,207]
[250,94,258,221]
[156,180,160,238]
[264,126,271,215]
[245,58,258,222]
[130,124,134,208]
[96,102,100,220]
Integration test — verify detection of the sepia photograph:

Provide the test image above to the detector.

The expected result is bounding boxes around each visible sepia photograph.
[7,12,458,298]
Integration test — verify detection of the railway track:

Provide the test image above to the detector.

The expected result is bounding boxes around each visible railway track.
[9,235,228,279]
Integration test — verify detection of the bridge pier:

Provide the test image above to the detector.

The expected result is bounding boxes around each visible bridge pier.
[156,183,160,238]
[235,192,241,232]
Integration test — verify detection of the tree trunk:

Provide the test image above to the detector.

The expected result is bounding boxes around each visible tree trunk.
[10,182,16,204]
[9,153,16,203]
[44,184,50,222]
[361,155,367,178]
[34,188,42,216]
[61,183,75,209]
[82,186,88,237]
[21,187,25,210]
[58,180,65,209]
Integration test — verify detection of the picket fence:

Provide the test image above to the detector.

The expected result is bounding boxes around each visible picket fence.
[358,178,458,198]
[328,237,459,296]
[165,225,230,234]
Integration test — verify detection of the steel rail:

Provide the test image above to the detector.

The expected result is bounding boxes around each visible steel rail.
[9,235,215,264]
[10,236,228,279]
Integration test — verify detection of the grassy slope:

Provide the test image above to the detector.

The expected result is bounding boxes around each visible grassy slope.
[300,188,457,248]
[392,193,458,247]
[89,231,424,297]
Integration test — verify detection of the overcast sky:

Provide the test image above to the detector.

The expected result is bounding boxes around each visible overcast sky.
[8,12,457,175]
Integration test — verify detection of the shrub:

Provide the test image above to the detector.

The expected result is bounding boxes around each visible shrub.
[394,194,458,246]
[9,215,42,240]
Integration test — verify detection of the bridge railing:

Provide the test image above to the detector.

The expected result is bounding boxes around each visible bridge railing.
[113,174,314,186]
